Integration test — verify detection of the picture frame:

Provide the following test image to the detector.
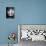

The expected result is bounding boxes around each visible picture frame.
[6,7,15,19]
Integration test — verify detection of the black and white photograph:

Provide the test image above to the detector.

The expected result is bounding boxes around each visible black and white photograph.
[6,7,15,18]
[18,25,46,46]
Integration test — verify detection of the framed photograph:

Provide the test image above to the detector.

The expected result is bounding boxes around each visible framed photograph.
[18,24,46,41]
[6,7,15,18]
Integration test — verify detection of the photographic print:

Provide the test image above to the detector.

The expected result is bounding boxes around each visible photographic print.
[6,7,15,18]
[18,24,46,46]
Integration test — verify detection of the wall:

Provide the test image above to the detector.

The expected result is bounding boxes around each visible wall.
[16,0,46,24]
[0,0,17,44]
